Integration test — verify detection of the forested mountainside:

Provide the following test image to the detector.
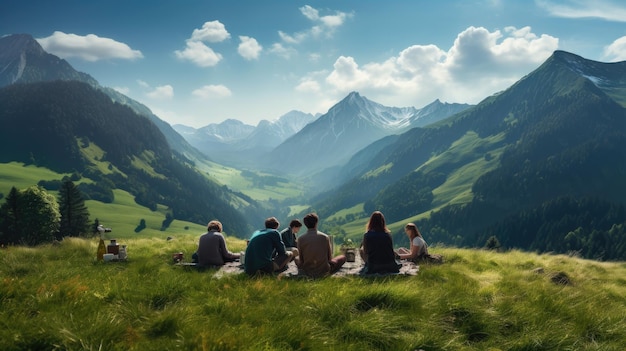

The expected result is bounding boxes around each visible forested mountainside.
[311,51,626,260]
[0,80,257,236]
[0,34,208,165]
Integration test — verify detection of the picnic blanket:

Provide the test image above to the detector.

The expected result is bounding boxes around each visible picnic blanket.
[207,255,419,279]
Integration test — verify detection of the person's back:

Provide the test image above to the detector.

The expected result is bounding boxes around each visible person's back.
[297,213,346,278]
[195,220,239,267]
[244,217,292,276]
[280,219,302,249]
[297,229,332,277]
[361,211,399,274]
[412,235,428,258]
[197,231,227,267]
[363,230,398,273]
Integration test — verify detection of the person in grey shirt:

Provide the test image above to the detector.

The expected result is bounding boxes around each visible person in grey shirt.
[195,220,240,268]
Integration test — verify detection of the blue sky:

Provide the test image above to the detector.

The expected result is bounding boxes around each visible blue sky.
[3,0,626,127]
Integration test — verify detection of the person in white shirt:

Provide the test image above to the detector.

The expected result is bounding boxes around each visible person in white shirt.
[396,222,428,262]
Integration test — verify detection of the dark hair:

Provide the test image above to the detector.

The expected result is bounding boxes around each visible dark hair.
[264,217,280,229]
[303,213,319,229]
[366,211,389,233]
[207,220,222,232]
[289,219,303,228]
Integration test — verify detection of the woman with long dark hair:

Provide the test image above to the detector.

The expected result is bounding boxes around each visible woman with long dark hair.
[359,211,400,274]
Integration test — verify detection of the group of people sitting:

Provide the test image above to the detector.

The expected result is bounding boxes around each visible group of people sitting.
[192,210,430,278]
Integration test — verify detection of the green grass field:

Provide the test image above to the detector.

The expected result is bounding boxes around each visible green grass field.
[1,237,625,350]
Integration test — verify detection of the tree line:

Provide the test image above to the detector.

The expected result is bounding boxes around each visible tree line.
[0,179,90,246]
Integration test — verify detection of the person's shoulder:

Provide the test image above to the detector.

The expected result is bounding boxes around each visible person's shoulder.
[317,231,329,238]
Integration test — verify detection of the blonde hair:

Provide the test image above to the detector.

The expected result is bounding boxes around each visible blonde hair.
[404,223,422,239]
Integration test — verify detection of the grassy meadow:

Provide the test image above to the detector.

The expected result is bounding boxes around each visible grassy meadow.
[2,236,626,351]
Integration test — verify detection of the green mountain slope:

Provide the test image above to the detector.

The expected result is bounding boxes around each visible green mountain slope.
[0,80,256,236]
[315,51,626,260]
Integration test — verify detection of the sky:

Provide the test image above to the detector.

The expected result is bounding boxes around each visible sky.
[3,0,626,128]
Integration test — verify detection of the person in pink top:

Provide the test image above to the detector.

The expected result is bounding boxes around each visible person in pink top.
[296,213,346,278]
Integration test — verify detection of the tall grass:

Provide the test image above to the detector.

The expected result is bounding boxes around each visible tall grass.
[1,237,625,350]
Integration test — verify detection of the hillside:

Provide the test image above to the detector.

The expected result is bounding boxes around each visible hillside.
[0,34,210,171]
[0,80,257,237]
[1,237,625,350]
[312,51,626,260]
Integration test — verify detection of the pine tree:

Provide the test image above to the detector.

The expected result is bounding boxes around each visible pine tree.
[58,179,90,238]
[0,186,60,246]
[0,187,20,245]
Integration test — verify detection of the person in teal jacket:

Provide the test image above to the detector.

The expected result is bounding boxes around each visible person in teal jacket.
[244,217,293,276]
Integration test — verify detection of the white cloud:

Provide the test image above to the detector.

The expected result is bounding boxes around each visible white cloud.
[278,30,306,45]
[137,80,150,88]
[190,21,231,42]
[295,79,321,93]
[308,26,558,108]
[271,5,352,57]
[238,36,262,60]
[300,5,319,21]
[603,36,626,61]
[176,20,229,67]
[192,85,232,99]
[37,31,143,61]
[175,40,222,67]
[536,0,626,22]
[269,43,296,59]
[146,85,174,99]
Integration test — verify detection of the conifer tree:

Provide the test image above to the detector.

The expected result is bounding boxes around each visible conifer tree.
[58,179,90,238]
[0,187,19,245]
[0,186,60,245]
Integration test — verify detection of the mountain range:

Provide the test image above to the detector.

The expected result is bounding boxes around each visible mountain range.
[0,33,625,260]
[173,110,317,168]
[310,50,626,260]
[174,92,470,176]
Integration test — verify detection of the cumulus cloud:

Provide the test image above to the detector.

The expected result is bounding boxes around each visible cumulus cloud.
[146,85,174,99]
[176,20,229,67]
[175,40,222,67]
[190,21,231,42]
[37,31,143,61]
[537,0,626,22]
[603,36,626,61]
[307,26,558,109]
[192,85,232,99]
[238,36,262,60]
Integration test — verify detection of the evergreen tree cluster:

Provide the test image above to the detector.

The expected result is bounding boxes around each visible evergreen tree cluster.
[0,81,256,236]
[0,179,91,246]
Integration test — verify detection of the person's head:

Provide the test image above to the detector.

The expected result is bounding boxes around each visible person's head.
[289,219,303,233]
[366,211,390,233]
[404,223,422,239]
[207,220,222,232]
[303,213,319,229]
[265,217,280,229]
